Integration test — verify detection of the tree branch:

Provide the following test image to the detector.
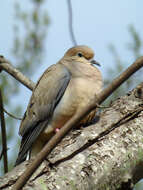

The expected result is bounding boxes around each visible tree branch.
[3,108,22,120]
[97,56,143,104]
[52,105,143,167]
[1,83,143,189]
[67,0,77,46]
[12,56,143,190]
[0,149,4,161]
[0,56,35,91]
[0,89,8,173]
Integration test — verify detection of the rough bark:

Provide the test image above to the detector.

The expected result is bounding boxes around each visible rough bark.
[0,83,143,190]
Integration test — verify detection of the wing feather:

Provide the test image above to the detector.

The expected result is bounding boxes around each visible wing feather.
[15,63,71,165]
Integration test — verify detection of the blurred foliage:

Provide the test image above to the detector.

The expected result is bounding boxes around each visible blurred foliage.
[13,0,49,75]
[104,25,143,105]
[0,0,49,175]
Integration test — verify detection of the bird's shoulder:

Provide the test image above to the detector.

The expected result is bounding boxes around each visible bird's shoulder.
[36,63,68,84]
[19,63,71,136]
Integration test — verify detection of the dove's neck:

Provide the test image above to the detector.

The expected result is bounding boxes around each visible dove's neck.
[61,59,102,82]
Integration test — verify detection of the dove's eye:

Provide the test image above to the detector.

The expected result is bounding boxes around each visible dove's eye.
[77,52,83,57]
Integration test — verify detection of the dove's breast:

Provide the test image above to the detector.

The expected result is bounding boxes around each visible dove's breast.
[46,78,102,132]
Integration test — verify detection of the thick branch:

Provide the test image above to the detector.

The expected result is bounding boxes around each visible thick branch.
[0,83,143,190]
[13,57,143,190]
[0,56,35,91]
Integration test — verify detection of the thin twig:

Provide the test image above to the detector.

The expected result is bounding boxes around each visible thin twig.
[0,147,9,161]
[0,56,35,91]
[67,0,77,46]
[0,149,4,160]
[97,56,143,105]
[3,108,22,120]
[0,89,8,173]
[12,57,143,190]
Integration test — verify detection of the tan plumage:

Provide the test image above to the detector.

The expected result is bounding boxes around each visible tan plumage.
[15,45,103,166]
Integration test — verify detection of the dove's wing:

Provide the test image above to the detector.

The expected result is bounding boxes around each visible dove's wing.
[15,63,71,165]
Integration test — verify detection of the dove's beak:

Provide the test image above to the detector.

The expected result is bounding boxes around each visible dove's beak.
[90,60,101,67]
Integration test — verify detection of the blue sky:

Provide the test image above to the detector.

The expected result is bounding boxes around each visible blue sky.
[0,0,142,164]
[1,0,142,80]
[1,0,142,74]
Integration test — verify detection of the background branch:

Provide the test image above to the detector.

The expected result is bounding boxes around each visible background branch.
[13,56,143,190]
[67,0,77,46]
[0,56,35,91]
[0,89,8,173]
[3,108,22,120]
[0,149,4,161]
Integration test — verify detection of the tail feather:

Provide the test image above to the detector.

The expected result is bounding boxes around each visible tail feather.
[15,121,48,166]
[15,137,28,166]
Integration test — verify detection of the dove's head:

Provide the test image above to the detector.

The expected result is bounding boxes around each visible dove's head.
[63,45,100,67]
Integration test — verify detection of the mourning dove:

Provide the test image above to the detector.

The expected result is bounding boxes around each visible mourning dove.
[15,45,103,166]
